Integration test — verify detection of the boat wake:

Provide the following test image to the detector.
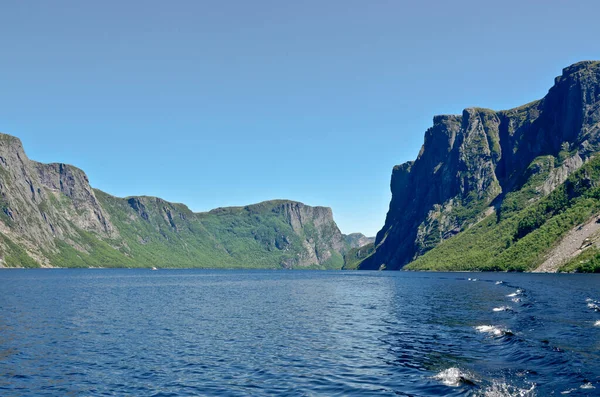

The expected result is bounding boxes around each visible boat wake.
[586,300,600,311]
[432,367,476,387]
[475,325,513,337]
[481,382,536,397]
[433,368,537,397]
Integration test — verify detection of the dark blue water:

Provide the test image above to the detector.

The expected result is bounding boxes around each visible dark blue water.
[0,270,598,396]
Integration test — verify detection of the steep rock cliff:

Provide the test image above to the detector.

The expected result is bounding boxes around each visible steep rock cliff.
[0,135,115,266]
[0,135,349,269]
[361,61,600,270]
[272,200,345,267]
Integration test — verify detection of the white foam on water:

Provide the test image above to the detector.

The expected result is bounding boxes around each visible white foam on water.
[493,306,511,312]
[495,281,503,285]
[580,382,595,389]
[482,382,536,397]
[511,298,522,303]
[560,388,577,394]
[585,298,593,302]
[475,325,511,336]
[587,302,600,311]
[594,320,600,327]
[433,367,471,387]
[476,325,497,333]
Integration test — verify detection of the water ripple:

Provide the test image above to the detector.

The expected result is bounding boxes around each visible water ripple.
[0,269,598,396]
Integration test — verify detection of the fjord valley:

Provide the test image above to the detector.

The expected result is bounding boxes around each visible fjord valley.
[2,61,600,273]
[357,60,600,273]
[4,2,600,395]
[0,133,371,269]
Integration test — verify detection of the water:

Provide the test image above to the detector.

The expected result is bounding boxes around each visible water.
[0,270,598,396]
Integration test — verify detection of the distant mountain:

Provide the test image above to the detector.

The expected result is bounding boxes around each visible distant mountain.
[359,61,600,272]
[0,134,359,269]
[344,233,375,249]
[340,233,375,270]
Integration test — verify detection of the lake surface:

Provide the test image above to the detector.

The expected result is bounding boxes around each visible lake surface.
[0,270,598,396]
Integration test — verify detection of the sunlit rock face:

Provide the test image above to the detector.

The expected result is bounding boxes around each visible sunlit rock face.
[361,61,600,270]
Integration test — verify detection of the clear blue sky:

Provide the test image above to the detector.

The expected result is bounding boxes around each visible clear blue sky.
[1,1,599,236]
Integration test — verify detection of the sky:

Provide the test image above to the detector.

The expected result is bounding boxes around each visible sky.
[1,1,600,236]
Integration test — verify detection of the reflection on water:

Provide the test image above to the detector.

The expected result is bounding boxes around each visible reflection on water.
[0,270,598,396]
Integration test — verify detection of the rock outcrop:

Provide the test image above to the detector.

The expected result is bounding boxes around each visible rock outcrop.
[272,200,345,267]
[0,135,115,266]
[361,61,600,270]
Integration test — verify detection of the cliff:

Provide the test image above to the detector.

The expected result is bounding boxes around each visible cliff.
[0,135,349,269]
[360,61,600,270]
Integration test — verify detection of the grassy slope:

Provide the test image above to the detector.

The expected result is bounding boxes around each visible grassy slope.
[406,155,600,272]
[560,247,600,273]
[343,243,375,270]
[0,233,40,268]
[43,191,343,269]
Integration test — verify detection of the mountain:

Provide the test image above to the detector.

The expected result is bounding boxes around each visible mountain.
[359,60,600,272]
[342,242,375,270]
[340,233,375,270]
[0,134,352,269]
[344,233,375,249]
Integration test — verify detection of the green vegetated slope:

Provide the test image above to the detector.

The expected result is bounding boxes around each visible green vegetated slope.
[94,193,345,269]
[561,247,600,273]
[406,155,600,272]
[0,132,358,269]
[342,243,375,270]
[0,234,40,268]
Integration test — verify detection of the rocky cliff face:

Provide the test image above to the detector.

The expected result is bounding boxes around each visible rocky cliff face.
[36,162,114,236]
[0,135,349,269]
[0,135,115,266]
[272,200,345,267]
[361,61,600,270]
